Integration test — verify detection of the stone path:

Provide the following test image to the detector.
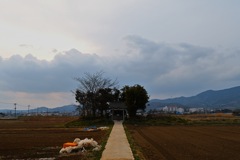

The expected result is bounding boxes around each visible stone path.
[101,121,134,160]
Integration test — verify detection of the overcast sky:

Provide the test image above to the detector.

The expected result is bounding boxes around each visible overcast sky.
[1,0,240,109]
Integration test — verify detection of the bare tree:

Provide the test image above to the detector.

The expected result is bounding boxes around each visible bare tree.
[75,71,118,92]
[74,71,118,117]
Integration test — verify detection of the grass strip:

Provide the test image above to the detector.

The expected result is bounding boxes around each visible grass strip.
[124,125,146,160]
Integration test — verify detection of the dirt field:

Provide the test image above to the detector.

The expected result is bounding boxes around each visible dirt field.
[0,116,109,160]
[126,125,240,160]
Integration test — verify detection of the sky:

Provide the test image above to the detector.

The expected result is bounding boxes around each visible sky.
[1,0,240,110]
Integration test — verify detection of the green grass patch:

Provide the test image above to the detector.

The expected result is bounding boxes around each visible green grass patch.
[65,117,114,128]
[124,114,240,126]
[124,115,188,126]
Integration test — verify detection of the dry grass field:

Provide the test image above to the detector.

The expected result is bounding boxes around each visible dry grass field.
[1,114,240,160]
[126,114,240,160]
[127,125,240,160]
[0,116,109,160]
[178,113,238,121]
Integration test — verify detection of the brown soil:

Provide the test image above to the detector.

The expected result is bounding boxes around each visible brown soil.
[126,125,240,160]
[0,116,108,160]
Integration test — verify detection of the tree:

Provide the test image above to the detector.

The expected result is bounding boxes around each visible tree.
[96,88,113,117]
[74,89,93,117]
[95,87,120,117]
[74,71,118,117]
[121,84,149,118]
[233,109,240,116]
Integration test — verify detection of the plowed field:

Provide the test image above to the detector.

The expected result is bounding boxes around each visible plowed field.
[0,116,108,160]
[126,125,240,160]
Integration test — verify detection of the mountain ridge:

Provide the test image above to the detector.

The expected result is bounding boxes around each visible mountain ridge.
[148,86,240,109]
[1,86,240,113]
[0,104,77,114]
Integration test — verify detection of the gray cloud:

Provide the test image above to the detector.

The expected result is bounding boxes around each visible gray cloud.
[1,36,240,100]
[0,49,104,93]
[19,44,33,48]
[119,35,240,98]
[1,1,240,108]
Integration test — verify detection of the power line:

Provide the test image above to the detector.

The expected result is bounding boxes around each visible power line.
[0,101,34,110]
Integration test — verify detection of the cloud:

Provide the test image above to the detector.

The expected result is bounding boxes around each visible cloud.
[19,44,33,48]
[52,49,58,53]
[1,36,240,108]
[0,49,104,93]
[1,1,240,108]
[0,91,75,109]
[120,35,240,98]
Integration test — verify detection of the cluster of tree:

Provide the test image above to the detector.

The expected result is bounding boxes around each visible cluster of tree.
[0,112,5,117]
[73,71,149,118]
[232,109,240,116]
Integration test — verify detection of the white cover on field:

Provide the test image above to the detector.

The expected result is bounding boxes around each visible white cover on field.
[59,138,101,154]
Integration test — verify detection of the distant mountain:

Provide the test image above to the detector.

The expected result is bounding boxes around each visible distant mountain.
[29,104,77,113]
[0,104,77,114]
[48,105,77,113]
[148,86,240,109]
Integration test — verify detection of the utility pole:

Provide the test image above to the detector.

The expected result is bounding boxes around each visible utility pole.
[14,103,17,117]
[28,105,30,115]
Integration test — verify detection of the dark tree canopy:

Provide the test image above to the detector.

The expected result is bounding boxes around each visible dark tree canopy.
[121,84,149,118]
[96,88,116,117]
[74,71,118,118]
[73,71,149,119]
